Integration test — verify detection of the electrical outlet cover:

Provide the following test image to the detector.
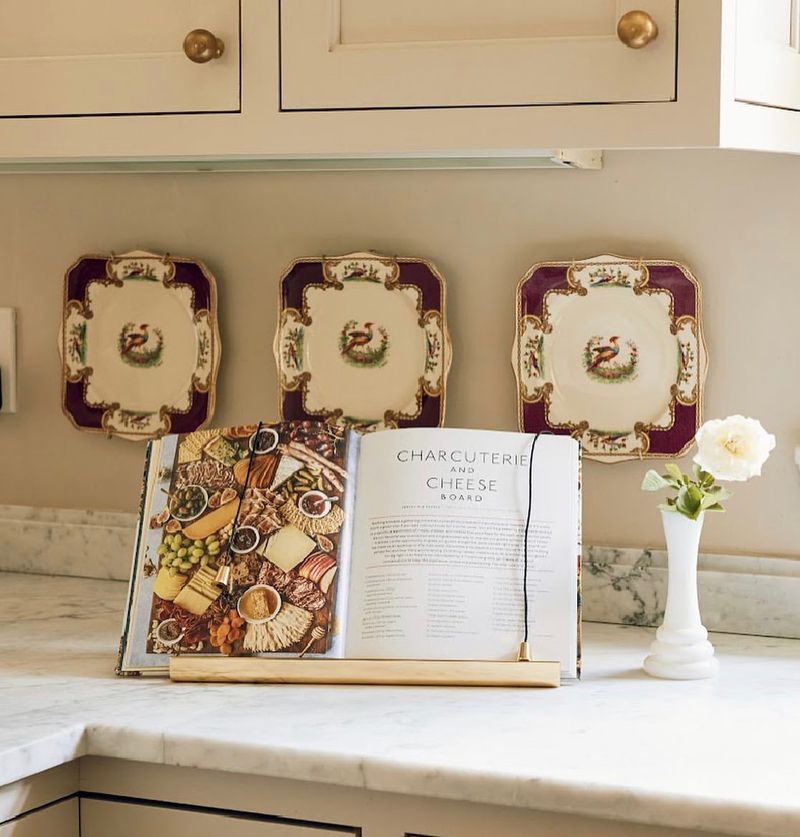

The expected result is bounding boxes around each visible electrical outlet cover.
[0,308,17,413]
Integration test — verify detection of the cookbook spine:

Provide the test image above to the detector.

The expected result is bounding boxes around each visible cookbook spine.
[327,429,362,659]
[115,439,156,674]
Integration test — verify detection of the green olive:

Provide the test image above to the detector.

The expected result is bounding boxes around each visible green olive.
[179,560,192,571]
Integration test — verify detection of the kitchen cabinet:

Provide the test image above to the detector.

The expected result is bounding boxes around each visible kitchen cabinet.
[80,799,355,837]
[735,0,800,111]
[0,799,79,837]
[279,0,677,109]
[0,1,239,118]
[74,758,744,837]
[4,1,800,162]
[0,758,759,837]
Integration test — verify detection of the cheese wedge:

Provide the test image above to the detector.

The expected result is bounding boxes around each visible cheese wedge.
[183,500,237,540]
[152,567,187,601]
[173,566,221,615]
[264,524,316,572]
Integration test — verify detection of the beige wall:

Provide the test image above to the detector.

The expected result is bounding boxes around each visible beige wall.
[1,149,798,557]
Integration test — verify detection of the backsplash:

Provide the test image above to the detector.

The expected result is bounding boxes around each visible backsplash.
[2,504,797,639]
[583,545,800,639]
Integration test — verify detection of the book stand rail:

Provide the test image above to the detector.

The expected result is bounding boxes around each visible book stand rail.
[169,657,561,688]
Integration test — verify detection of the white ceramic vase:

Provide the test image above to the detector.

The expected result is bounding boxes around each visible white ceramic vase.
[643,510,719,680]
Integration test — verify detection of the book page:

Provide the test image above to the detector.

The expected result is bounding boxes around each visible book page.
[118,423,357,673]
[345,428,579,676]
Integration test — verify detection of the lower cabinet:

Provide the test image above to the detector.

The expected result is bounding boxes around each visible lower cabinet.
[0,798,79,837]
[80,798,355,837]
[0,760,751,837]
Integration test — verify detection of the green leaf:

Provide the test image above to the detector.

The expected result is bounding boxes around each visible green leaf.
[704,503,726,513]
[700,492,724,510]
[676,485,702,519]
[657,502,677,513]
[665,463,684,483]
[692,463,702,481]
[641,470,670,491]
[700,471,715,489]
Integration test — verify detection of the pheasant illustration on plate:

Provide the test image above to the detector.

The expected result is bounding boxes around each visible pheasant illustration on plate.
[583,335,638,383]
[118,321,165,368]
[338,320,390,368]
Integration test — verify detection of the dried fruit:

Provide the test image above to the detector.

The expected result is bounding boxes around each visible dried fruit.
[220,487,238,505]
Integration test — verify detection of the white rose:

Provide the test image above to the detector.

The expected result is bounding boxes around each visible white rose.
[693,415,776,482]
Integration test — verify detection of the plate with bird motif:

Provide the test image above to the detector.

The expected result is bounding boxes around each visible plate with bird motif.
[275,251,451,430]
[60,250,220,441]
[513,254,706,462]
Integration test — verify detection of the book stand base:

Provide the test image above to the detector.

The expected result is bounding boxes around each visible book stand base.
[169,657,561,688]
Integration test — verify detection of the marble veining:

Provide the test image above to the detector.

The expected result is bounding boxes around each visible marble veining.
[583,546,800,638]
[2,504,799,638]
[1,572,800,837]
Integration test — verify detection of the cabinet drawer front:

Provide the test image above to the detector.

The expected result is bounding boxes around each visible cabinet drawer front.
[280,0,677,110]
[0,798,79,837]
[0,0,239,117]
[736,0,800,111]
[80,799,355,837]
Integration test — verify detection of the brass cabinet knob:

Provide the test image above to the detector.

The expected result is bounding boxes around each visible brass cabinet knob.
[617,10,659,49]
[183,29,225,63]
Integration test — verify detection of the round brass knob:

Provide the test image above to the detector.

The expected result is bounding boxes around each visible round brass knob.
[617,10,659,49]
[183,29,225,63]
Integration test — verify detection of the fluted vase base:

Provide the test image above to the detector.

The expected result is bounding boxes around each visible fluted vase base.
[643,632,719,680]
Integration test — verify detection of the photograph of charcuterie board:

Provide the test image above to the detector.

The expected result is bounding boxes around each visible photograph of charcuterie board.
[275,251,451,431]
[118,422,580,677]
[118,421,347,671]
[59,249,221,441]
[513,254,706,462]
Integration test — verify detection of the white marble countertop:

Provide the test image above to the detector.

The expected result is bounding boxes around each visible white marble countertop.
[1,572,799,836]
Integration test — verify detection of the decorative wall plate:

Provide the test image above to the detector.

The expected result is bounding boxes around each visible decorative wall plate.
[60,250,220,441]
[275,251,451,430]
[513,255,706,463]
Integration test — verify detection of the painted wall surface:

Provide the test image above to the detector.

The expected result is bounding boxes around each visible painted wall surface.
[0,149,798,557]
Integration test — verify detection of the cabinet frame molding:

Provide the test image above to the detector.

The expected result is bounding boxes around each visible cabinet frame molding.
[0,2,798,164]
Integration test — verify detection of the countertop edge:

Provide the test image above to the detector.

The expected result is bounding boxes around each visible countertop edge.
[1,721,797,837]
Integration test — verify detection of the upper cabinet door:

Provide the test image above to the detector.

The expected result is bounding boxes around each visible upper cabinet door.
[735,0,800,111]
[0,0,240,117]
[280,0,677,110]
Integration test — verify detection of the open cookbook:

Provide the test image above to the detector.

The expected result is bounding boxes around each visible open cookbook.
[117,422,581,677]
